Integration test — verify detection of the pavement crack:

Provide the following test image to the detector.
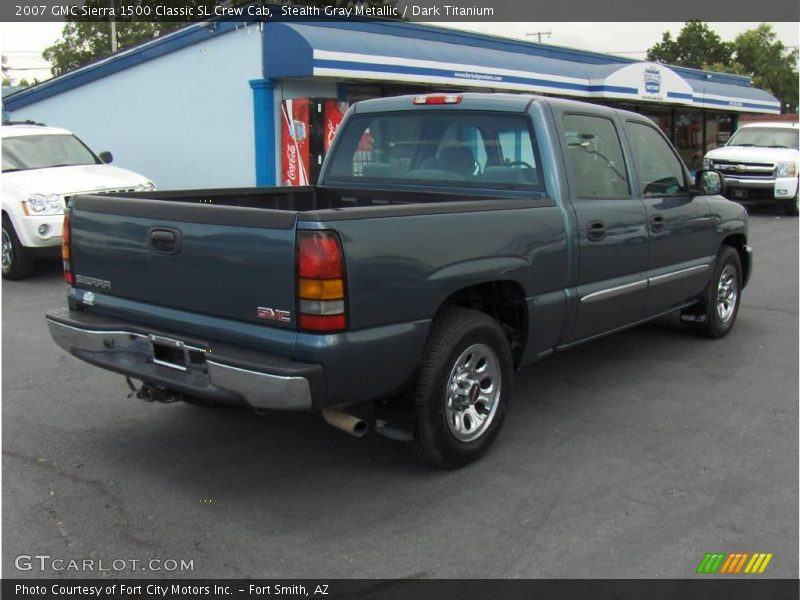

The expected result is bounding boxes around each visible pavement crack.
[3,449,160,551]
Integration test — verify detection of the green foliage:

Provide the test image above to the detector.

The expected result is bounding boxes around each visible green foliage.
[733,24,798,113]
[2,55,10,86]
[648,21,799,113]
[646,21,734,69]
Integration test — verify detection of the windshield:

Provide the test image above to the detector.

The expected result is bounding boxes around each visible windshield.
[726,127,799,149]
[325,111,544,191]
[2,134,100,172]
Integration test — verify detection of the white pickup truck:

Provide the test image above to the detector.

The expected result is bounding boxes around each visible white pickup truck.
[2,121,155,279]
[703,121,799,216]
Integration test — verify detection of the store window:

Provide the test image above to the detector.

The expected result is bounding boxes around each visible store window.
[674,110,704,171]
[706,113,734,152]
[639,107,673,141]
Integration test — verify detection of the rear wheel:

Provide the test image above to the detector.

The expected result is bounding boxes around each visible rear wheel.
[405,307,513,469]
[2,215,35,280]
[692,246,742,339]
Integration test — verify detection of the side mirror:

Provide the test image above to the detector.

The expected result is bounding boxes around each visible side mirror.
[695,169,724,195]
[98,151,113,164]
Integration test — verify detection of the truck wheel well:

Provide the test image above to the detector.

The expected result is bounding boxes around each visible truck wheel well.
[439,281,527,367]
[722,234,749,285]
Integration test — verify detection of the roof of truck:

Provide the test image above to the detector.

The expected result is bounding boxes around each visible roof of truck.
[352,92,642,122]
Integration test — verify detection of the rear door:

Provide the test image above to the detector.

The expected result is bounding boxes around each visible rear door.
[623,119,717,316]
[557,112,649,342]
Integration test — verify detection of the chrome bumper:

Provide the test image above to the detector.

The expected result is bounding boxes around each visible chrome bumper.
[46,313,316,410]
[724,177,775,190]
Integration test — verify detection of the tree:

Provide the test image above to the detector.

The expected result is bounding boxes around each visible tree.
[733,24,798,114]
[646,21,733,69]
[43,1,224,76]
[44,0,398,76]
[647,22,799,114]
[2,55,11,86]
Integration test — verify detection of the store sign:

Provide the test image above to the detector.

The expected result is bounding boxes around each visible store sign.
[601,62,694,105]
[644,66,661,94]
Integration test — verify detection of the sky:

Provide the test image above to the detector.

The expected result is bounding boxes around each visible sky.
[1,21,798,84]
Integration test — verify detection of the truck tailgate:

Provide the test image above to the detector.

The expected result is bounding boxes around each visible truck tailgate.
[69,194,299,329]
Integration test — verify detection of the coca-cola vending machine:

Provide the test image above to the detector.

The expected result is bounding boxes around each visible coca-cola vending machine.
[281,98,349,187]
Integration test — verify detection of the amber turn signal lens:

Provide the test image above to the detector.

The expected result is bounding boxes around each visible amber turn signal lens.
[298,277,344,300]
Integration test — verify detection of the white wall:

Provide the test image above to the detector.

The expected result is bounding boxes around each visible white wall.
[9,24,262,190]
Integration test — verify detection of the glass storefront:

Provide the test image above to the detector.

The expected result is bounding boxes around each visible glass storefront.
[674,110,704,171]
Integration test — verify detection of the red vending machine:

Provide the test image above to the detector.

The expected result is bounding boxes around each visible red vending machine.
[281,98,349,186]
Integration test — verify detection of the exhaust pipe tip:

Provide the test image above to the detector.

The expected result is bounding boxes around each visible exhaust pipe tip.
[322,408,368,438]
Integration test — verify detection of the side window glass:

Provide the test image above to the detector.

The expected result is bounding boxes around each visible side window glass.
[498,128,537,168]
[562,114,629,198]
[626,122,688,195]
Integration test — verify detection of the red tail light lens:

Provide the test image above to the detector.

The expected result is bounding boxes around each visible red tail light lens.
[298,231,343,278]
[297,231,346,332]
[61,211,73,285]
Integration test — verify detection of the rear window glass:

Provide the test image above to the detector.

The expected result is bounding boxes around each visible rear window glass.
[325,111,544,191]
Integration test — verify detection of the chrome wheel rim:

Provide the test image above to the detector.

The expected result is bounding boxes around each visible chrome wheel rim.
[445,343,501,443]
[1,228,12,272]
[715,264,738,323]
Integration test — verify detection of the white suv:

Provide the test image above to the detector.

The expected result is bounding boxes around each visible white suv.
[2,122,155,279]
[703,121,799,216]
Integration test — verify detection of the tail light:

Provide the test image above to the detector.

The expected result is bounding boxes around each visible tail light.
[61,211,73,285]
[297,230,346,332]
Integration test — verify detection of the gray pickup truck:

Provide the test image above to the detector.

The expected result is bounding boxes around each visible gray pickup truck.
[47,93,751,468]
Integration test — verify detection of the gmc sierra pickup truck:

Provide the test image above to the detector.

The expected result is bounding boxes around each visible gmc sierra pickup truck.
[47,93,752,468]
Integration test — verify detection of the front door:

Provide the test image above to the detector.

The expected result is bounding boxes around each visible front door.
[624,120,718,316]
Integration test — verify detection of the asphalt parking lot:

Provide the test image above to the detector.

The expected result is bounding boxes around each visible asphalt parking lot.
[2,208,798,579]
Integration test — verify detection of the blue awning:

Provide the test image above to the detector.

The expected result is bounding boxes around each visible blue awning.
[686,79,781,112]
[265,22,781,114]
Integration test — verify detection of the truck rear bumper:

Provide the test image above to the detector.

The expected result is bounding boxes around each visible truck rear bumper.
[46,308,323,410]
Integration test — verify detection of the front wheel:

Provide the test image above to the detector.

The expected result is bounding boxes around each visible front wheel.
[2,216,35,280]
[405,307,513,469]
[693,246,742,339]
[784,194,799,217]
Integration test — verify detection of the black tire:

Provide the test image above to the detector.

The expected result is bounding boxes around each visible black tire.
[2,215,35,281]
[784,197,799,216]
[405,307,513,469]
[693,246,742,339]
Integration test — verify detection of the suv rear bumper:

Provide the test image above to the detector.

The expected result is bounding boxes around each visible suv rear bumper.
[46,308,324,410]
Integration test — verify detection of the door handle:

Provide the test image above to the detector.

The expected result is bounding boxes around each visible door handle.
[149,228,182,255]
[587,221,606,242]
[649,215,665,232]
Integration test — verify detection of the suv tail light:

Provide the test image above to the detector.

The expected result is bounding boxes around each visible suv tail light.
[297,230,346,332]
[61,211,73,285]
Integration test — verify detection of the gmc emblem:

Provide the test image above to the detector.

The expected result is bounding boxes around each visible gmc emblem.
[257,307,291,322]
